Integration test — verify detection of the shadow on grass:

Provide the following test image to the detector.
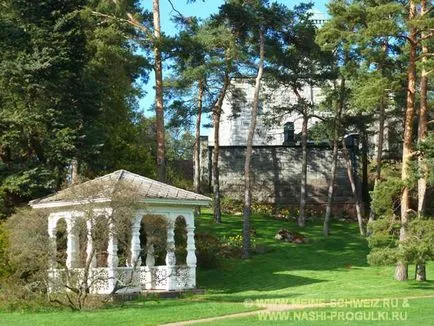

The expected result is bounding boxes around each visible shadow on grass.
[407,280,434,290]
[196,212,371,300]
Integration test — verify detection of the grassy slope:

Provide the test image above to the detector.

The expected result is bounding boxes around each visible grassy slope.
[1,211,433,325]
[197,212,434,302]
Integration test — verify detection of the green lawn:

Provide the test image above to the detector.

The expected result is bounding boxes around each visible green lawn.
[0,301,257,326]
[195,297,434,325]
[1,211,434,325]
[196,212,434,302]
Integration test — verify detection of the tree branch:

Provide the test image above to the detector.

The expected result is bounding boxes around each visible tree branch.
[167,0,185,19]
[89,10,153,40]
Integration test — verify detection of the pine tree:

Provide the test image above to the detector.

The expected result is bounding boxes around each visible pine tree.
[197,11,243,223]
[0,0,149,218]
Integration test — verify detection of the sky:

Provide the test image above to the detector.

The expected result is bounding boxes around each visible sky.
[138,0,330,135]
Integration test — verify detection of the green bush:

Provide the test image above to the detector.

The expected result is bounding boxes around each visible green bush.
[0,281,49,312]
[221,232,258,258]
[195,233,222,269]
[220,197,243,214]
[368,217,434,268]
[251,203,274,216]
[370,177,404,217]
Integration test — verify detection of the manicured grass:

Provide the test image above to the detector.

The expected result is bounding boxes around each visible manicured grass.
[0,301,257,326]
[2,211,434,325]
[195,297,434,325]
[196,212,434,302]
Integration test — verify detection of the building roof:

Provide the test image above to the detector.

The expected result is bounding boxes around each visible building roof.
[29,170,211,208]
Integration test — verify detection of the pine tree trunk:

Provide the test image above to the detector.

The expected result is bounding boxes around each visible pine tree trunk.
[324,135,338,237]
[292,88,308,228]
[415,263,427,281]
[418,0,428,218]
[342,139,366,236]
[324,79,344,237]
[299,112,308,227]
[361,131,369,216]
[416,0,429,281]
[369,96,385,223]
[212,66,231,224]
[193,80,204,217]
[193,80,204,194]
[153,0,166,182]
[395,261,408,281]
[243,29,264,259]
[396,0,417,281]
[212,106,222,224]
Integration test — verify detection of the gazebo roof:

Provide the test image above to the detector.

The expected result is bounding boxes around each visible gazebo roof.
[29,170,211,208]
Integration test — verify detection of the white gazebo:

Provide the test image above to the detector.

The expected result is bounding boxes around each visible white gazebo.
[29,170,211,294]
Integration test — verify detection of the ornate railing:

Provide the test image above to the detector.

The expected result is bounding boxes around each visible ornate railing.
[48,265,194,294]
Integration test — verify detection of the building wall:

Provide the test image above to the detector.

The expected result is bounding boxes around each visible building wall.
[200,137,357,207]
[208,81,325,146]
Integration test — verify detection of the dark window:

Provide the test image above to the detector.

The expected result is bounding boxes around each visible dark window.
[283,122,295,144]
[258,100,264,115]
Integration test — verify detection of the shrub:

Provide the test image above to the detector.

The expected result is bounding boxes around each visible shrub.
[367,217,434,268]
[220,197,243,214]
[195,233,222,269]
[222,233,257,250]
[251,203,274,216]
[0,281,50,312]
[221,231,258,258]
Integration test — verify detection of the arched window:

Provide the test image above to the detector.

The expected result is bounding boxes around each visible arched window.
[283,122,295,144]
[141,216,167,266]
[174,216,187,265]
[93,216,109,267]
[56,219,68,267]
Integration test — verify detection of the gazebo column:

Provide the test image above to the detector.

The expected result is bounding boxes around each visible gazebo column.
[86,219,96,268]
[107,219,118,293]
[145,243,155,290]
[47,216,57,269]
[186,221,197,288]
[107,227,119,268]
[165,220,176,291]
[66,218,79,269]
[130,213,142,268]
[146,244,155,267]
[47,216,58,292]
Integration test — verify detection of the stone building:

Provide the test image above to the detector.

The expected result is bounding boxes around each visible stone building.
[199,81,360,213]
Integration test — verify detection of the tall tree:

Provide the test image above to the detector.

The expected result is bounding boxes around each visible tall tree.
[199,13,242,223]
[417,0,430,219]
[267,4,334,227]
[395,0,418,281]
[165,17,210,195]
[321,79,345,237]
[0,0,148,218]
[90,0,168,182]
[326,0,433,280]
[316,0,361,236]
[153,0,166,182]
[212,58,231,224]
[415,0,431,282]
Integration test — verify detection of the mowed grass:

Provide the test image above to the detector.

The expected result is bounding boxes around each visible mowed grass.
[197,211,434,302]
[0,301,257,326]
[195,297,434,325]
[1,210,434,325]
